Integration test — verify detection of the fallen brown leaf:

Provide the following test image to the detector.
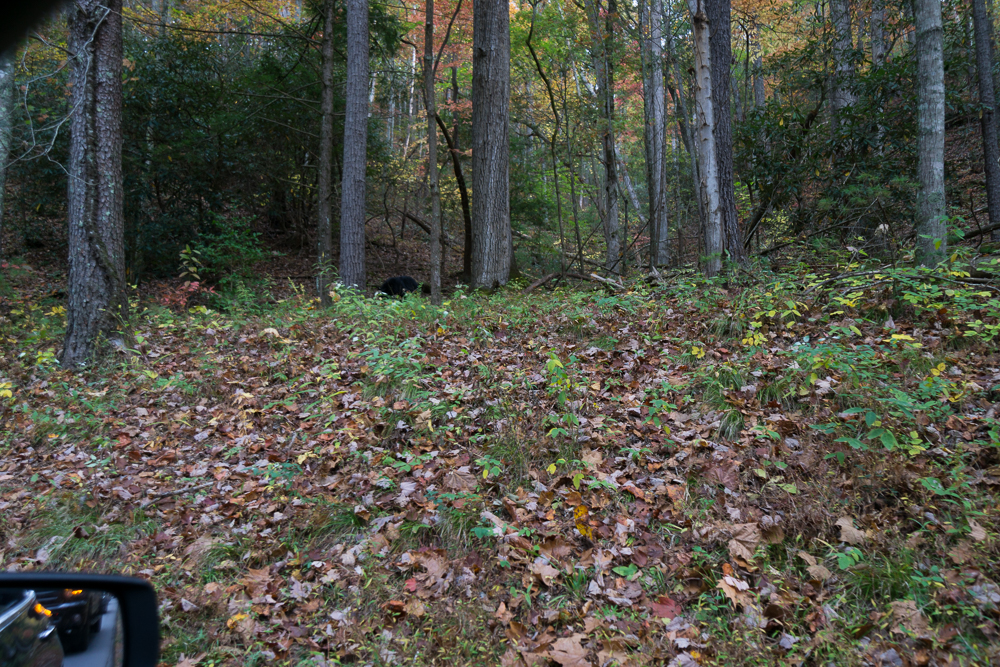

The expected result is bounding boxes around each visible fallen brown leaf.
[969,518,988,542]
[544,633,590,667]
[835,517,865,545]
[728,522,761,562]
[889,599,931,638]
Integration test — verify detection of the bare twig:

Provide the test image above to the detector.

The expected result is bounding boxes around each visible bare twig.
[150,482,213,500]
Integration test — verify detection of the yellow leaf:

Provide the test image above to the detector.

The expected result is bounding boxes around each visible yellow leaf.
[546,464,557,474]
[574,504,593,537]
[226,613,248,630]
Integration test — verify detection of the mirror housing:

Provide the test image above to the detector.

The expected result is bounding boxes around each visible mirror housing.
[0,573,158,666]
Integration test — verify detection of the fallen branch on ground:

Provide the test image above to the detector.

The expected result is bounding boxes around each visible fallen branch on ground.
[522,272,624,293]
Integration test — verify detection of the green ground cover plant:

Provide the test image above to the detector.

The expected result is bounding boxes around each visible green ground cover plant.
[1,253,999,666]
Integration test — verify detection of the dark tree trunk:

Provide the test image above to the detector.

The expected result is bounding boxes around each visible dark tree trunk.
[317,0,335,305]
[62,0,128,368]
[340,0,369,290]
[706,0,744,264]
[0,54,14,259]
[424,0,442,303]
[449,66,473,282]
[471,0,511,288]
[436,114,472,281]
[602,0,621,274]
[973,0,1000,241]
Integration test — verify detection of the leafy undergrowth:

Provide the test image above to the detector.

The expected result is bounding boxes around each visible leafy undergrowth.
[2,255,1000,666]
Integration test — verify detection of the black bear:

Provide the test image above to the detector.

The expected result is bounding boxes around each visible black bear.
[378,276,420,297]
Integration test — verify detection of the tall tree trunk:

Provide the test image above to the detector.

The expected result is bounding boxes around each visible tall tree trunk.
[471,0,511,288]
[830,0,856,124]
[706,0,743,264]
[870,0,886,152]
[424,0,442,303]
[974,0,1000,241]
[62,0,128,368]
[870,0,886,66]
[990,0,1000,118]
[317,0,335,305]
[340,0,369,289]
[585,0,621,273]
[642,0,669,267]
[664,11,705,236]
[913,0,947,265]
[687,0,722,276]
[0,54,14,259]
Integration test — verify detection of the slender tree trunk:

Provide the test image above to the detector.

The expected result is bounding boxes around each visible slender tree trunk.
[340,0,369,289]
[471,0,511,288]
[585,0,621,273]
[706,0,743,264]
[62,0,128,368]
[753,54,765,107]
[664,1,704,235]
[0,55,14,259]
[450,66,473,281]
[387,90,395,146]
[562,68,585,271]
[913,0,947,265]
[666,57,705,237]
[424,0,442,303]
[615,142,648,230]
[317,0,335,305]
[436,114,472,280]
[687,0,722,276]
[751,20,770,160]
[642,0,669,267]
[603,0,621,274]
[526,3,567,273]
[974,0,1000,241]
[404,47,416,159]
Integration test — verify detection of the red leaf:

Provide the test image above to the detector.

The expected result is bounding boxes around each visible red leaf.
[648,595,681,619]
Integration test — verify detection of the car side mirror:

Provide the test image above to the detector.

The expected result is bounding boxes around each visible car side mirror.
[0,573,158,667]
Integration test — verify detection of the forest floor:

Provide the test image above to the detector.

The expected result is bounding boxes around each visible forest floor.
[1,248,1000,667]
